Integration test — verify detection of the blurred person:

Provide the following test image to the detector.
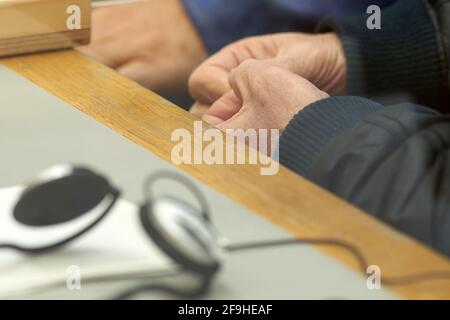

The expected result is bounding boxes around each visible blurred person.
[79,0,392,100]
[191,0,450,256]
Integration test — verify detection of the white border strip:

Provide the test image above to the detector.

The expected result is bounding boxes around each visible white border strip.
[91,0,147,8]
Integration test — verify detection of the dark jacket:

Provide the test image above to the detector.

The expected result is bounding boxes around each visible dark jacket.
[279,0,450,256]
[182,0,394,53]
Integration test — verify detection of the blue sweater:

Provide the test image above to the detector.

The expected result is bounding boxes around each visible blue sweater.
[182,0,395,53]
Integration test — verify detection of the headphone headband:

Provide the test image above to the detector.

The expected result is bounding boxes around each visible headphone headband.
[143,171,211,221]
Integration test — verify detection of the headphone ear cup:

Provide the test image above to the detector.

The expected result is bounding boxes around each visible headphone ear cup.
[139,198,222,277]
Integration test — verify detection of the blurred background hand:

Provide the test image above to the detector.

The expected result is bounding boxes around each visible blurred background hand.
[78,0,208,98]
[189,32,345,117]
[203,59,329,133]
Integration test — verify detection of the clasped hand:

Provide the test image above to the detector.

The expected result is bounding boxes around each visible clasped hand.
[189,32,347,135]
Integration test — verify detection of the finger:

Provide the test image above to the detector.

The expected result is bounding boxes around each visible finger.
[116,58,191,93]
[116,60,174,92]
[189,60,230,105]
[202,114,225,126]
[216,111,251,131]
[190,102,210,118]
[77,42,119,68]
[189,36,278,104]
[202,91,242,125]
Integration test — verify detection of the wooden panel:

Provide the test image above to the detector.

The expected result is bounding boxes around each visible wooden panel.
[2,50,450,299]
[0,0,90,57]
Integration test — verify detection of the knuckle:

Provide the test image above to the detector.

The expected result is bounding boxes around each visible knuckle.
[232,59,260,85]
[238,58,259,71]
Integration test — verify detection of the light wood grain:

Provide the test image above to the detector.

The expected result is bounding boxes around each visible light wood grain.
[0,0,90,57]
[0,29,89,57]
[2,50,450,299]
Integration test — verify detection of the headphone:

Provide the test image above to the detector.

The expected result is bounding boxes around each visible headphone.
[138,171,223,277]
[4,165,450,299]
[1,165,224,298]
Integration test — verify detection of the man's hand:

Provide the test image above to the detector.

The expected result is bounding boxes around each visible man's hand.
[78,0,207,96]
[204,59,329,133]
[189,32,345,117]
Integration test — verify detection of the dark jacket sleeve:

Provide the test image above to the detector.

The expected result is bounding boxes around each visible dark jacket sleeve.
[280,96,450,257]
[319,0,450,112]
[181,0,395,53]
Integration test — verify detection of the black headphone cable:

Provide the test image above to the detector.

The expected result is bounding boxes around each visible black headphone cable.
[226,237,450,286]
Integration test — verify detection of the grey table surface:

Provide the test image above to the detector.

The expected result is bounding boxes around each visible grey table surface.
[0,65,395,299]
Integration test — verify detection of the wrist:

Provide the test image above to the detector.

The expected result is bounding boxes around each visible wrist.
[161,0,208,93]
[174,0,208,62]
